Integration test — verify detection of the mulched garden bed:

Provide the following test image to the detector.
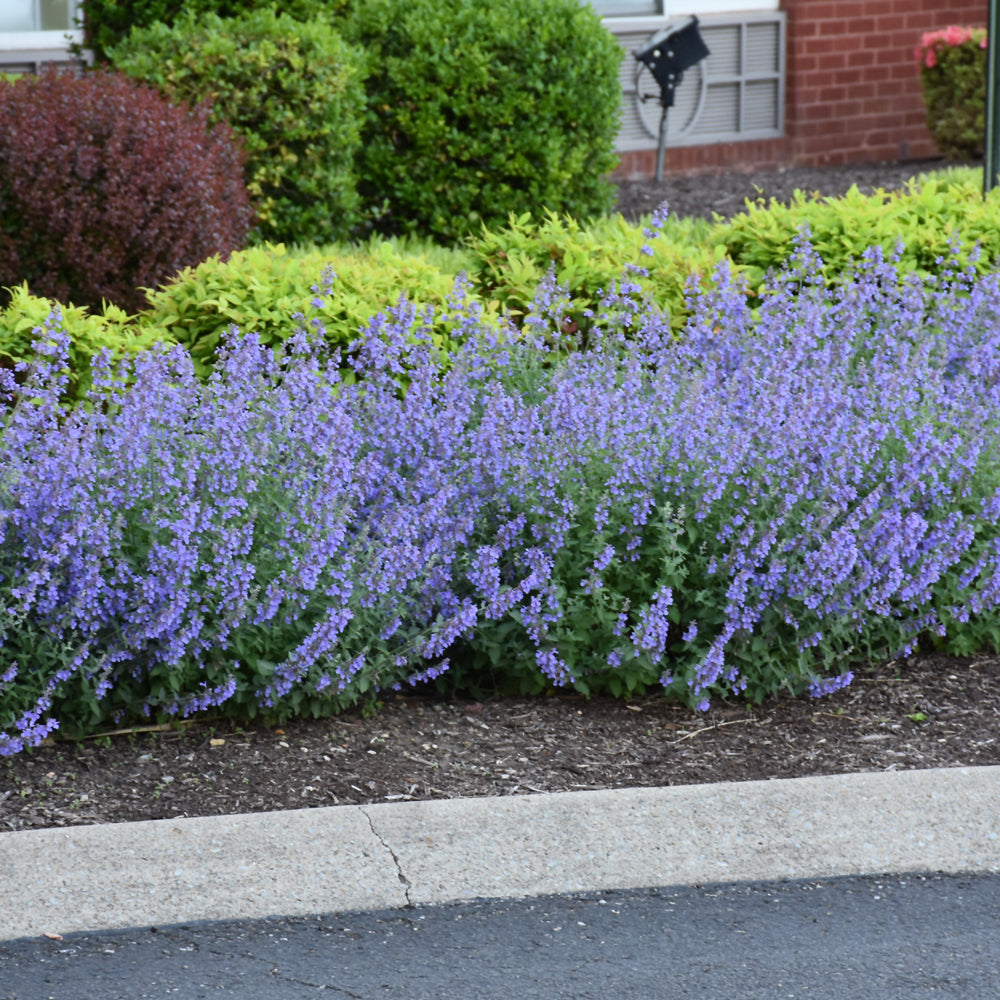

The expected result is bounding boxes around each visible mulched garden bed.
[3,159,996,833]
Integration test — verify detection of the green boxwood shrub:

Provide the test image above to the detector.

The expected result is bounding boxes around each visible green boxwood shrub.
[111,8,365,245]
[340,0,623,243]
[465,211,724,345]
[709,170,1000,294]
[914,25,987,159]
[80,0,350,65]
[1,284,169,404]
[140,242,494,378]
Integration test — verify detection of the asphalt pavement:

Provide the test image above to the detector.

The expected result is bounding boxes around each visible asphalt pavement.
[1,766,999,998]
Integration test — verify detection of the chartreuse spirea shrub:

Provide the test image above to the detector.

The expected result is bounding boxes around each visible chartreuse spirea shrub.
[140,241,490,379]
[466,209,723,344]
[111,8,365,245]
[0,285,168,405]
[710,171,1000,295]
[6,235,1000,753]
[80,0,350,64]
[914,25,988,158]
[339,0,623,243]
[0,67,252,314]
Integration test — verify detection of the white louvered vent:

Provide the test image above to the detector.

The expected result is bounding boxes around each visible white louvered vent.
[609,11,785,152]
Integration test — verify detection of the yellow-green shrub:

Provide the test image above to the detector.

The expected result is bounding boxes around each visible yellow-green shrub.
[140,242,496,378]
[1,284,168,404]
[710,170,1000,294]
[465,211,725,344]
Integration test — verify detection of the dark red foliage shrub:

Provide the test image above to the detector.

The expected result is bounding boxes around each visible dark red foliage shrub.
[0,66,253,313]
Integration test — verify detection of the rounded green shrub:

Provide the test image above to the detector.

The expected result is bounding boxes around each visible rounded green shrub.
[0,284,170,405]
[0,66,252,314]
[340,0,623,243]
[81,0,350,65]
[140,242,494,378]
[111,8,365,245]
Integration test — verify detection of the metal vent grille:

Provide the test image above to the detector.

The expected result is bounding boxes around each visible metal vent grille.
[610,11,785,152]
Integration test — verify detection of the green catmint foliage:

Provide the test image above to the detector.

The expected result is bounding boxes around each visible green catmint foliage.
[4,228,1000,753]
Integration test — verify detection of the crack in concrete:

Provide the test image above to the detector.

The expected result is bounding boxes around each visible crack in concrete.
[360,807,413,907]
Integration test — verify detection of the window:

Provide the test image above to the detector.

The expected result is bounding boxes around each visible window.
[610,11,785,150]
[0,0,77,32]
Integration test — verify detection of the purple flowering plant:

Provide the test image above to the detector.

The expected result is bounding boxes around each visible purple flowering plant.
[3,220,1000,755]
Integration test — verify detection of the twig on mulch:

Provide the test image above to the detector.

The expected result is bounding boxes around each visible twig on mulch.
[672,718,760,742]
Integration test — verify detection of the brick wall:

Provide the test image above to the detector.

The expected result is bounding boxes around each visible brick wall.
[614,0,987,178]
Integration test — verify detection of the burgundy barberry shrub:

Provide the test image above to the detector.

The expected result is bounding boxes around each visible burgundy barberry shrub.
[0,66,253,314]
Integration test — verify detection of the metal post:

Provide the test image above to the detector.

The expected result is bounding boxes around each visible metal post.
[655,105,669,182]
[985,0,1000,194]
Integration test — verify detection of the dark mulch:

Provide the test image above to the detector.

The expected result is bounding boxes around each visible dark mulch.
[3,651,999,833]
[613,156,979,223]
[2,159,996,834]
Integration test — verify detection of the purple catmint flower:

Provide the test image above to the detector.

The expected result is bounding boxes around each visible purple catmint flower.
[808,671,854,698]
[5,237,1000,748]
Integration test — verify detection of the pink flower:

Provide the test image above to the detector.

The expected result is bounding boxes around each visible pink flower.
[942,25,970,47]
[915,25,989,70]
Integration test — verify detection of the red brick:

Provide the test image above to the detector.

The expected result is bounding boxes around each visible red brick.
[798,4,841,22]
[875,14,906,32]
[803,37,842,54]
[801,71,841,89]
[846,17,878,33]
[818,53,849,70]
[846,50,877,68]
[861,34,892,50]
[799,118,849,137]
[817,18,848,36]
[820,85,851,102]
[790,55,819,73]
[823,2,866,20]
[862,65,894,83]
[794,85,823,105]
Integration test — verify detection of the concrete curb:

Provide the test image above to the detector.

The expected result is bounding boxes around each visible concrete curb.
[2,765,998,942]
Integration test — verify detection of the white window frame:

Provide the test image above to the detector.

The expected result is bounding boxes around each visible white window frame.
[598,0,778,26]
[0,31,87,74]
[0,1,83,71]
[0,0,80,33]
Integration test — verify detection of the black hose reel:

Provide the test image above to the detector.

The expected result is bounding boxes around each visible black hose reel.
[633,17,710,182]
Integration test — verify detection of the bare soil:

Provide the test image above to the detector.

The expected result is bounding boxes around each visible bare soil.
[2,160,996,834]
